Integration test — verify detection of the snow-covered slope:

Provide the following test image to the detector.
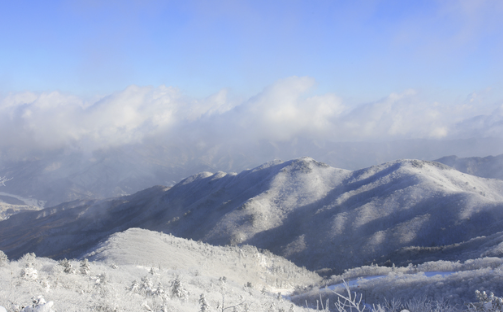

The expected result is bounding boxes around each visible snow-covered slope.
[86,227,320,291]
[0,230,320,312]
[2,157,503,273]
[436,154,503,181]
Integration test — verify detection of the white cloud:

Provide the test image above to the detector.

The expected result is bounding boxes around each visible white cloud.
[0,76,501,158]
[223,76,345,141]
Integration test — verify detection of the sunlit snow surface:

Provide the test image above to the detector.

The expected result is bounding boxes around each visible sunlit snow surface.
[0,228,321,311]
[1,228,503,310]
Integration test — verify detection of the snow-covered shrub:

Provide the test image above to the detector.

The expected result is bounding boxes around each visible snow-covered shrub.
[129,279,140,293]
[20,296,54,312]
[153,282,168,300]
[199,293,209,312]
[149,267,159,276]
[331,283,366,312]
[417,260,463,273]
[467,290,503,312]
[171,276,188,301]
[0,250,8,266]
[140,275,154,295]
[20,253,36,267]
[20,263,38,280]
[80,258,91,275]
[39,279,51,293]
[462,258,503,271]
[95,272,108,286]
[58,258,74,274]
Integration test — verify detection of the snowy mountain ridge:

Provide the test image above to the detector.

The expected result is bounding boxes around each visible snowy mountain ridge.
[1,157,503,274]
[2,140,502,209]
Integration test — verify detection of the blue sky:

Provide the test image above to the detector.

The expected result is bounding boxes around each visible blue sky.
[1,0,502,103]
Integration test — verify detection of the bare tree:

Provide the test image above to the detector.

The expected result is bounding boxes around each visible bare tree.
[216,277,246,312]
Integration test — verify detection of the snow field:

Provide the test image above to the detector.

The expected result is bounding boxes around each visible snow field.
[0,252,316,312]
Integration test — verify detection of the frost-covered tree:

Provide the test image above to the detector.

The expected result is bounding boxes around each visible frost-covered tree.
[141,275,154,296]
[20,296,54,312]
[199,293,209,312]
[20,253,36,266]
[95,273,107,286]
[171,276,188,301]
[0,250,8,266]
[59,258,74,274]
[243,303,250,312]
[156,282,167,298]
[149,267,158,276]
[216,277,246,312]
[468,290,503,312]
[20,262,38,280]
[18,253,38,280]
[80,258,91,275]
[129,280,140,293]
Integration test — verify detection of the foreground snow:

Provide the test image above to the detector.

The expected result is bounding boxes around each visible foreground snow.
[0,228,321,311]
[2,228,503,311]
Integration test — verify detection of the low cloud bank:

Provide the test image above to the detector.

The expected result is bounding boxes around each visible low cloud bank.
[1,76,502,159]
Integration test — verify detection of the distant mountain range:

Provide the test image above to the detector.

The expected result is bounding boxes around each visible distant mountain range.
[436,154,503,181]
[1,138,503,208]
[2,157,503,274]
